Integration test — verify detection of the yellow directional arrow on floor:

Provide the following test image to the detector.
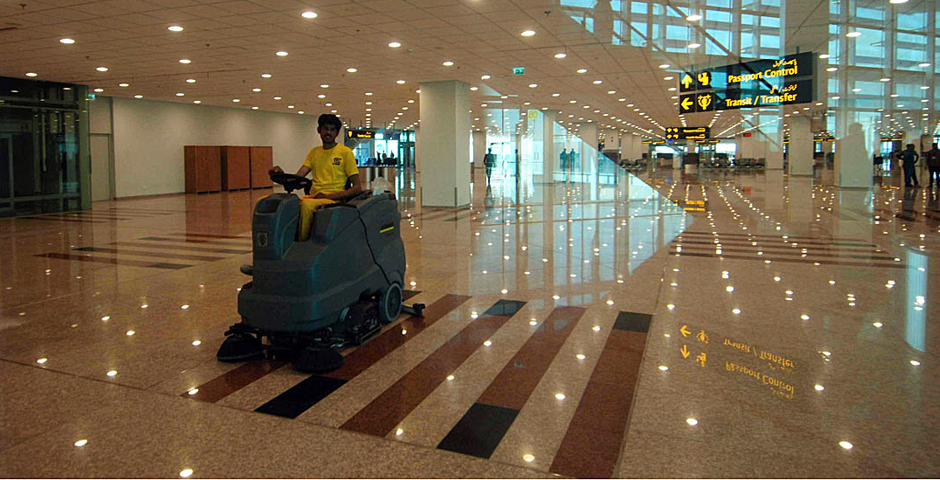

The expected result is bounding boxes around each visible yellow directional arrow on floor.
[680,325,691,337]
[680,345,690,358]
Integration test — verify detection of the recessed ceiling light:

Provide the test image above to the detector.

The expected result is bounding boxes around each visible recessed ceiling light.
[819,53,830,59]
[273,96,281,100]
[521,30,536,37]
[688,43,701,49]
[252,88,261,92]
[320,84,329,88]
[577,68,588,73]
[846,31,861,37]
[176,92,185,96]
[287,104,294,108]
[301,11,318,18]
[470,86,478,91]
[659,64,670,69]
[179,59,191,64]
[593,80,603,84]
[529,83,538,88]
[119,83,129,87]
[134,94,143,99]
[96,66,108,72]
[25,72,37,77]
[443,61,454,66]
[167,25,183,32]
[317,94,326,98]
[827,67,838,72]
[388,41,401,48]
[919,62,931,67]
[481,74,491,80]
[60,38,75,44]
[396,80,406,84]
[686,14,702,21]
[94,88,103,92]
[554,52,567,58]
[186,78,196,83]
[276,51,288,57]
[261,73,272,78]
[347,67,357,73]
[880,78,890,82]
[365,92,373,96]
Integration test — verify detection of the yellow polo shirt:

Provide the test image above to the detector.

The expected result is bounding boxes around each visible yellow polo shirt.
[302,144,359,194]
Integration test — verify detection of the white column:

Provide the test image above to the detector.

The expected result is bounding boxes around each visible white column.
[542,110,558,175]
[418,80,471,207]
[576,122,598,150]
[472,130,486,168]
[788,116,814,175]
[834,122,872,188]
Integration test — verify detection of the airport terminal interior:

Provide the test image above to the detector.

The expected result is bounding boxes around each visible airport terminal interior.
[1,0,939,478]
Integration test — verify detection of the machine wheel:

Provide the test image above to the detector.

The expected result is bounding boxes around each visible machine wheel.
[378,282,403,324]
[217,333,264,362]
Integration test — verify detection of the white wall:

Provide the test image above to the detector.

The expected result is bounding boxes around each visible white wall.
[107,97,320,198]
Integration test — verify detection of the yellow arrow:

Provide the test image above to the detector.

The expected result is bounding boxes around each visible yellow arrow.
[680,345,690,358]
[681,74,693,89]
[681,97,693,111]
[680,325,691,337]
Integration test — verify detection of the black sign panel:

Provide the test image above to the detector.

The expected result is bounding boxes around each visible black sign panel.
[678,52,815,114]
[665,127,711,140]
[347,130,375,139]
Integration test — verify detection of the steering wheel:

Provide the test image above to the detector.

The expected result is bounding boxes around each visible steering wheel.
[270,172,312,194]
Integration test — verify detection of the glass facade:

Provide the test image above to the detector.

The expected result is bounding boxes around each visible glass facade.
[0,77,89,217]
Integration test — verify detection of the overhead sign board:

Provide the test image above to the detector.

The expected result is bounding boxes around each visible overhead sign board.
[347,130,375,139]
[678,52,815,114]
[665,126,711,140]
[513,67,525,75]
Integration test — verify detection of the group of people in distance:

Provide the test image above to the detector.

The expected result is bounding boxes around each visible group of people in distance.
[898,143,940,188]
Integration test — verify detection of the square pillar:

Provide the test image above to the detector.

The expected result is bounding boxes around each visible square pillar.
[418,81,471,207]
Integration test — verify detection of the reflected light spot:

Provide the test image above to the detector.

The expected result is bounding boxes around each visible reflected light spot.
[658,365,669,371]
[523,454,535,463]
[577,354,586,360]
[181,305,189,310]
[141,304,148,309]
[483,340,492,346]
[839,441,853,450]
[188,388,199,395]
[396,428,404,436]
[592,325,601,332]
[801,315,810,320]
[667,304,675,310]
[192,340,201,346]
[106,370,117,377]
[910,360,921,366]
[555,393,566,400]
[446,375,455,381]
[37,357,48,364]
[74,439,88,447]
[814,384,824,391]
[126,330,135,336]
[732,308,741,315]
[686,418,698,426]
[180,469,194,478]
[873,322,883,328]
[102,316,111,321]
[726,286,734,293]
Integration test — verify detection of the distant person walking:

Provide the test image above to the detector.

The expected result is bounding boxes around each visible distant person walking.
[901,143,920,187]
[483,148,496,184]
[925,143,940,188]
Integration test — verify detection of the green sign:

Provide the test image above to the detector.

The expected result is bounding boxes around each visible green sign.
[513,67,525,75]
[86,93,96,100]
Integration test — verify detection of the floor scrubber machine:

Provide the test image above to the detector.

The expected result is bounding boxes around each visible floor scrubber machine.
[217,172,424,373]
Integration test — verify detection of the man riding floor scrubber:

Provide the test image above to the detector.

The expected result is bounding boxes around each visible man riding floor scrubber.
[216,114,423,373]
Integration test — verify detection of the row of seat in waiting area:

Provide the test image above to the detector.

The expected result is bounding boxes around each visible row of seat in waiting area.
[701,157,766,169]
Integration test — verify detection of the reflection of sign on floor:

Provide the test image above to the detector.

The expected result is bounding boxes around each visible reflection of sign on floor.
[676,323,802,401]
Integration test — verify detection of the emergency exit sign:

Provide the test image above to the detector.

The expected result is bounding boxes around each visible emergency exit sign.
[513,67,525,75]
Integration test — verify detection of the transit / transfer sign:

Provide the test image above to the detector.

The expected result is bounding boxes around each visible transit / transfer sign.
[665,127,711,140]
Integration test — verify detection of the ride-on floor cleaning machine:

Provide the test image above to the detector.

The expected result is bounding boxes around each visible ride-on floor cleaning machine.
[217,172,424,373]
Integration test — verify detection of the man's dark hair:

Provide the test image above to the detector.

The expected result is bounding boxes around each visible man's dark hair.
[318,113,342,130]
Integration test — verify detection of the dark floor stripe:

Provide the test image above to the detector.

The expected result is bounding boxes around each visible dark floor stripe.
[483,299,527,317]
[112,241,251,254]
[437,403,520,459]
[19,217,110,224]
[325,294,471,381]
[340,300,524,437]
[673,239,881,252]
[36,252,191,269]
[476,306,585,410]
[679,230,870,244]
[42,213,137,220]
[254,376,349,419]
[73,246,226,262]
[669,250,904,268]
[186,360,286,403]
[139,236,249,245]
[672,244,898,261]
[613,311,652,333]
[550,317,648,478]
[166,232,251,240]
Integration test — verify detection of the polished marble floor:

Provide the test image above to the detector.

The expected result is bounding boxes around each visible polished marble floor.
[1,162,938,478]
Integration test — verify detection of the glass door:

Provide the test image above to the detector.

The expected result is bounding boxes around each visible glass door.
[0,134,12,216]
